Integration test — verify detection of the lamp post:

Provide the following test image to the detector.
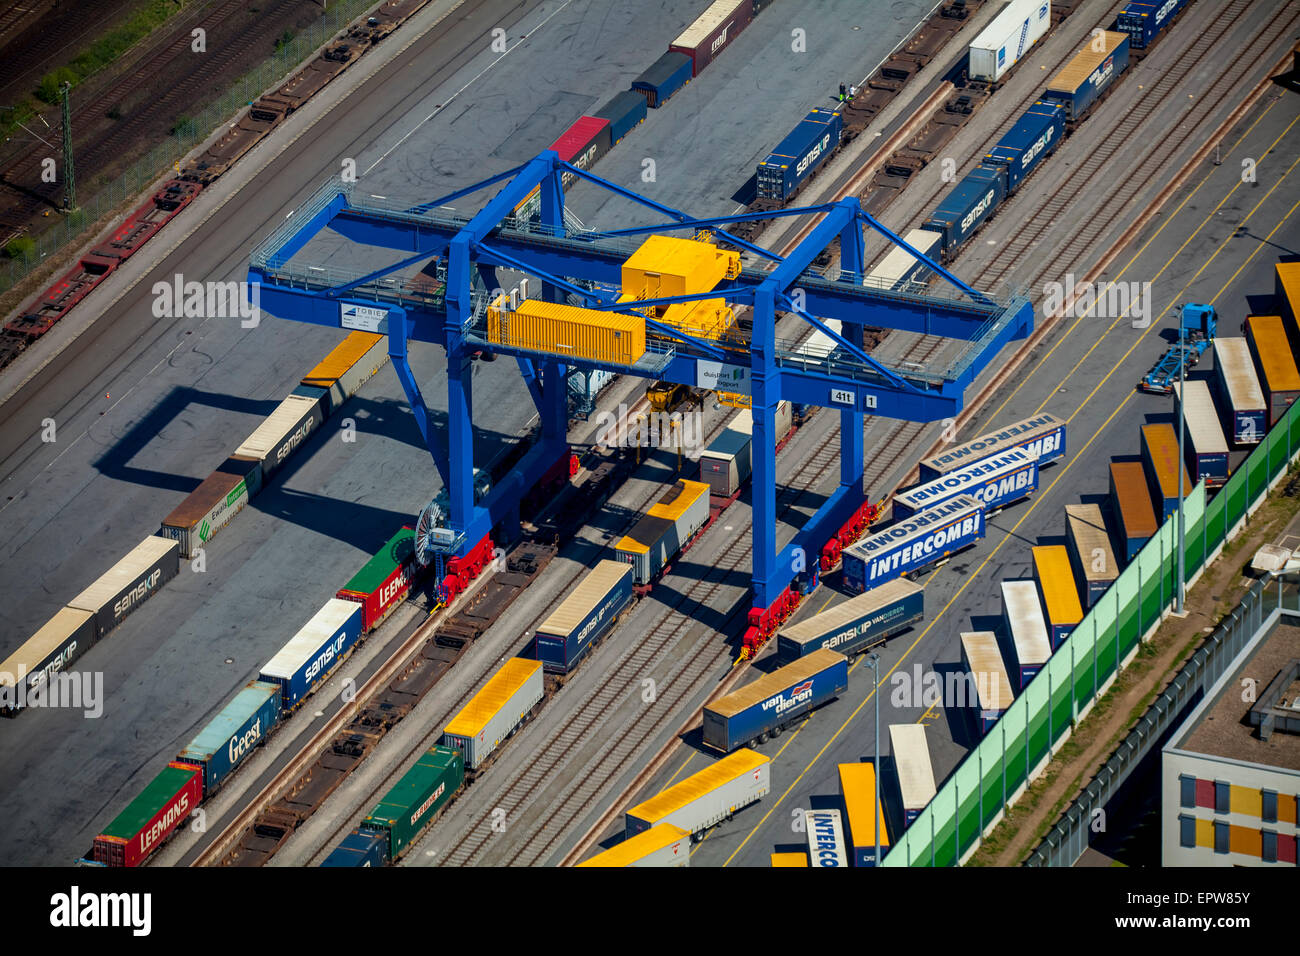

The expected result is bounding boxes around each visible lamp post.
[865,652,880,865]
[1176,308,1186,613]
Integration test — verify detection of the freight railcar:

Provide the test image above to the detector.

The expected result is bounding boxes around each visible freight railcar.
[534,560,633,674]
[442,659,544,770]
[756,107,843,202]
[614,479,710,584]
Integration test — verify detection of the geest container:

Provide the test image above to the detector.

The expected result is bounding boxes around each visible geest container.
[159,455,262,558]
[960,631,1015,735]
[805,808,850,868]
[67,535,179,639]
[632,50,693,108]
[888,724,937,826]
[1173,380,1230,487]
[919,412,1066,482]
[839,763,890,866]
[1212,337,1267,444]
[336,526,418,632]
[670,0,753,75]
[488,297,646,366]
[1116,0,1188,48]
[177,679,281,796]
[1140,424,1192,521]
[776,578,924,663]
[985,100,1064,192]
[0,607,95,716]
[842,494,985,594]
[702,649,848,753]
[442,658,543,769]
[625,748,770,837]
[893,448,1036,519]
[321,828,388,867]
[363,745,463,862]
[235,393,325,483]
[1000,580,1051,689]
[756,108,843,201]
[93,761,202,867]
[1065,503,1118,607]
[593,90,648,145]
[923,163,1006,257]
[301,330,388,416]
[535,560,633,673]
[615,479,710,584]
[1246,315,1300,427]
[1042,31,1129,122]
[1032,546,1082,649]
[577,823,691,867]
[968,0,1052,83]
[1110,461,1158,561]
[697,403,792,496]
[259,598,363,710]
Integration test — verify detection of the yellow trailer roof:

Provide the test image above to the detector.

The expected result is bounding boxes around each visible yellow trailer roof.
[709,648,846,718]
[628,749,769,825]
[576,823,689,866]
[838,763,889,849]
[302,331,383,386]
[1248,315,1300,390]
[770,851,809,867]
[444,658,542,739]
[1032,545,1083,627]
[1048,31,1127,94]
[1277,262,1300,319]
[650,479,710,521]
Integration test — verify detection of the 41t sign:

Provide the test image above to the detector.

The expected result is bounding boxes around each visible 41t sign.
[830,388,876,410]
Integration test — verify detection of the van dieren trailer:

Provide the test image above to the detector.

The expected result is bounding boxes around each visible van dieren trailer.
[702,649,848,753]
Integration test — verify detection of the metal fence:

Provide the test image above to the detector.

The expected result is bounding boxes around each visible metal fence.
[0,0,379,295]
[1025,573,1300,866]
[882,385,1300,867]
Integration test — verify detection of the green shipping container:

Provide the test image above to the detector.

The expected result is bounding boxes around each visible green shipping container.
[362,745,463,861]
[341,528,415,595]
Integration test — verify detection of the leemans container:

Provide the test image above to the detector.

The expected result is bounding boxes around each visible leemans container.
[336,526,419,633]
[918,412,1065,481]
[92,761,202,867]
[1000,580,1051,688]
[442,658,544,769]
[67,535,179,639]
[842,494,984,594]
[625,748,770,837]
[703,649,848,753]
[1110,461,1158,561]
[534,560,633,674]
[177,679,282,796]
[1064,503,1117,607]
[577,823,691,867]
[776,578,923,663]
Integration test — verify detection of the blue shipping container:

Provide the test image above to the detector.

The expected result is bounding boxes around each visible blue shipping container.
[892,449,1037,519]
[776,586,924,663]
[632,50,692,108]
[918,413,1067,482]
[535,562,633,673]
[842,495,985,594]
[321,828,388,867]
[985,100,1064,192]
[1116,0,1187,48]
[176,679,282,796]
[593,90,648,144]
[922,163,1006,256]
[703,653,848,753]
[1041,36,1129,122]
[259,599,364,710]
[756,108,843,201]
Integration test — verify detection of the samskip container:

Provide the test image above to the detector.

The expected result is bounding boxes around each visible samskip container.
[0,607,96,715]
[1116,0,1188,48]
[776,578,923,663]
[321,828,388,867]
[985,100,1064,191]
[259,598,363,709]
[923,163,1006,256]
[234,393,325,482]
[534,560,633,673]
[67,535,179,639]
[756,108,842,201]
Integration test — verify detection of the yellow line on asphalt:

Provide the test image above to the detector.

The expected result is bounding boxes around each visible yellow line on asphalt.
[720,154,1300,868]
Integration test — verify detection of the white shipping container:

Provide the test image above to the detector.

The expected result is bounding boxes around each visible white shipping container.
[888,723,937,816]
[969,0,1052,83]
[577,823,691,867]
[335,333,390,406]
[235,394,325,479]
[1000,579,1051,682]
[867,228,943,293]
[625,749,771,837]
[442,659,544,769]
[805,809,850,867]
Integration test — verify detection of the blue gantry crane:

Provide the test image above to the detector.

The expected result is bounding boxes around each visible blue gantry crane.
[247,150,1032,609]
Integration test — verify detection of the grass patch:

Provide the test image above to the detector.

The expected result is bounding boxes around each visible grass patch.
[35,1,184,104]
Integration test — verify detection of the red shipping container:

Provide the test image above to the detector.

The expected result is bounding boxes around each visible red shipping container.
[549,116,611,188]
[336,527,419,632]
[93,761,202,867]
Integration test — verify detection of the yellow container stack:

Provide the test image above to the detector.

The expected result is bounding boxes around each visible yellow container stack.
[487,296,646,365]
[618,235,740,341]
